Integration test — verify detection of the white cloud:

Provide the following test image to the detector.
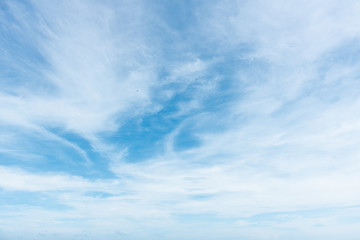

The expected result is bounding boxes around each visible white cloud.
[0,0,157,140]
[1,0,360,239]
[0,166,101,191]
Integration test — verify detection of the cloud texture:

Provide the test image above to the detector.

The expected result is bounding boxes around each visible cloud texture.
[1,0,360,239]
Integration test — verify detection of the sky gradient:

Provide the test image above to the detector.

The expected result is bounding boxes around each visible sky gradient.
[1,0,360,239]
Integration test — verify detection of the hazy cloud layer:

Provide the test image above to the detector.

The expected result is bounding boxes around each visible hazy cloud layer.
[1,0,360,239]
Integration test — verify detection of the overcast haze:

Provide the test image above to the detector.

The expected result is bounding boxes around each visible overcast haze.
[1,0,360,239]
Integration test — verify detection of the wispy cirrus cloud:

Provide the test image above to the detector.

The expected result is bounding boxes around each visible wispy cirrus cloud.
[1,0,156,134]
[1,0,360,239]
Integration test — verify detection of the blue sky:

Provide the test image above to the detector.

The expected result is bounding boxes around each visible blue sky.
[1,0,360,239]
